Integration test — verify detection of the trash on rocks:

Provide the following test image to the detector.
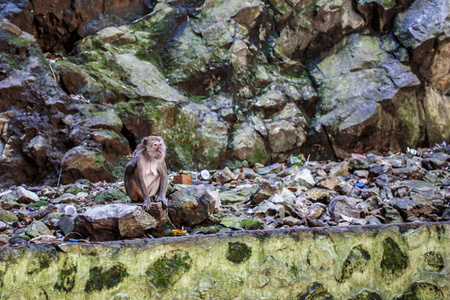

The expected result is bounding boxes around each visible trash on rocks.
[173,174,192,185]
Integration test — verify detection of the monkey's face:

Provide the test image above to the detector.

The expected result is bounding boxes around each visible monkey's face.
[145,136,166,159]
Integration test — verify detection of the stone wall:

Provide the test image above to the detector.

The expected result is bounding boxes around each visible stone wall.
[0,222,449,299]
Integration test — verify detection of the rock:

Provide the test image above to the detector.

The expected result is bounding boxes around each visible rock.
[74,204,159,241]
[328,196,364,222]
[282,168,315,189]
[268,194,295,217]
[422,152,450,170]
[277,165,302,177]
[335,181,355,195]
[266,120,306,153]
[0,233,9,246]
[30,235,59,243]
[386,198,435,221]
[317,177,344,190]
[197,112,229,167]
[305,188,333,204]
[61,146,115,184]
[25,221,53,238]
[309,34,421,159]
[58,215,75,235]
[257,163,284,176]
[329,162,349,177]
[52,193,78,204]
[220,216,262,230]
[0,221,7,231]
[93,189,128,203]
[282,216,302,226]
[382,205,405,223]
[1,186,39,204]
[168,185,215,227]
[360,186,379,200]
[230,121,269,164]
[213,167,237,184]
[0,208,18,223]
[220,184,258,203]
[307,203,327,220]
[251,179,283,204]
[255,200,285,219]
[409,189,445,210]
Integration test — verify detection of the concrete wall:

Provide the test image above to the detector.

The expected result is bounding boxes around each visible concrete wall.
[0,222,449,299]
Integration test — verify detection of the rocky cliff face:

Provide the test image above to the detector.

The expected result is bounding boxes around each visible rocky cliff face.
[0,0,449,186]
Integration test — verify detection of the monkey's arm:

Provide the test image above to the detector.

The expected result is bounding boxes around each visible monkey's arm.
[136,157,151,203]
[155,161,168,209]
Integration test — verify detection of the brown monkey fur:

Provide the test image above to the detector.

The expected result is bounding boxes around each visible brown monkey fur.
[124,136,168,211]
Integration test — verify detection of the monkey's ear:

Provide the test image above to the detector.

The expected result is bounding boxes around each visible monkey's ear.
[143,137,148,145]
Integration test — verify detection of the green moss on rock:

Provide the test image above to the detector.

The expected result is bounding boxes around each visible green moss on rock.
[85,263,128,292]
[380,237,408,278]
[146,252,192,289]
[340,245,371,282]
[226,242,252,264]
[395,282,444,300]
[26,200,49,210]
[54,260,77,293]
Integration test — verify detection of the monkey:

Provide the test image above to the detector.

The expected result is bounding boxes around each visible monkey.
[124,136,168,211]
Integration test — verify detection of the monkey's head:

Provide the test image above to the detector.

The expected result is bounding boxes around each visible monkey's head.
[143,136,166,159]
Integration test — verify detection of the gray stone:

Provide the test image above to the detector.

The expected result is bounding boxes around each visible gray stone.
[257,163,284,176]
[52,193,78,204]
[282,168,315,189]
[268,194,295,217]
[282,216,302,226]
[0,208,18,223]
[317,177,344,190]
[251,180,283,204]
[220,184,258,203]
[394,0,450,49]
[329,196,364,222]
[213,167,237,184]
[230,121,268,163]
[74,204,159,241]
[386,198,435,220]
[168,185,215,227]
[255,200,285,219]
[25,221,53,238]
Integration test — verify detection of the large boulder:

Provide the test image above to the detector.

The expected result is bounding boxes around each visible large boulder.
[74,204,160,241]
[309,34,422,158]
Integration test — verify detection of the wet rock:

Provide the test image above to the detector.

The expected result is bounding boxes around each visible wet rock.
[360,186,379,200]
[255,200,285,219]
[329,196,364,222]
[268,194,295,216]
[282,168,315,189]
[282,216,302,226]
[305,188,333,204]
[74,204,159,241]
[0,233,9,246]
[251,179,283,204]
[220,184,258,203]
[422,152,450,170]
[0,208,18,223]
[386,198,435,221]
[257,163,284,176]
[329,162,350,177]
[52,193,78,204]
[61,146,115,184]
[213,167,237,184]
[168,185,215,227]
[317,177,344,190]
[220,215,262,230]
[58,215,75,235]
[0,186,39,204]
[25,220,52,238]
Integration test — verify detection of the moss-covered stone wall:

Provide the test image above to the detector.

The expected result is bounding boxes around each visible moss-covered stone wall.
[0,222,449,299]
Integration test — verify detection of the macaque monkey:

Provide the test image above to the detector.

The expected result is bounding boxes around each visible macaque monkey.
[124,136,168,211]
